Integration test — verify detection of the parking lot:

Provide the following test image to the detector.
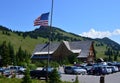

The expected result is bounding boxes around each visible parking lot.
[59,67,120,83]
[1,64,120,83]
[14,67,120,83]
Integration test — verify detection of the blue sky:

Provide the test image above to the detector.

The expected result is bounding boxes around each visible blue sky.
[0,0,120,44]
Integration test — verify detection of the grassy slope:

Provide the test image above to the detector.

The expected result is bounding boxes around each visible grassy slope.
[0,30,120,61]
[0,31,48,54]
[55,28,83,40]
[94,41,120,61]
[0,29,83,54]
[94,41,107,59]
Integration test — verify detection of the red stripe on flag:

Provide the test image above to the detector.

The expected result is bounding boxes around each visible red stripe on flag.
[34,13,49,26]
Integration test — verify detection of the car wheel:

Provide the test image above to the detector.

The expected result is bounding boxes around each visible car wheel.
[64,71,67,74]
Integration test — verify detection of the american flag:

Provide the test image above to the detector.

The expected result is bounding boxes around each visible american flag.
[34,12,49,26]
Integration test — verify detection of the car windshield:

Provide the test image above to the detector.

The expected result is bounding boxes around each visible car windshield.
[85,66,93,70]
[72,66,81,69]
[43,67,53,72]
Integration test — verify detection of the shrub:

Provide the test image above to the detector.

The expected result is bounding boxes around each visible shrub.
[48,68,61,83]
[22,67,32,83]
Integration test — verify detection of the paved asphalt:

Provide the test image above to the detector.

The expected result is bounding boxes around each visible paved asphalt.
[15,67,120,83]
[105,72,120,83]
[59,67,120,83]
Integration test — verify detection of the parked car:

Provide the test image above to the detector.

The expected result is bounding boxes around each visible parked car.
[2,69,11,77]
[18,66,26,74]
[30,67,54,79]
[107,62,120,71]
[92,65,112,75]
[8,66,26,74]
[82,66,93,75]
[64,66,87,75]
[0,67,4,72]
[109,66,119,73]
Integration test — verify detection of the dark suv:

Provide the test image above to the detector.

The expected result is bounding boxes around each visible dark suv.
[30,67,53,79]
[92,66,112,75]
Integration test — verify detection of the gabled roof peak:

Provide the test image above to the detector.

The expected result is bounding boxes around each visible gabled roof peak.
[62,41,70,50]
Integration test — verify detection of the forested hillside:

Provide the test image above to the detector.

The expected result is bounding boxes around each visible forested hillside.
[0,25,120,62]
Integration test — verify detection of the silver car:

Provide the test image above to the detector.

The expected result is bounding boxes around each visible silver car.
[64,66,87,75]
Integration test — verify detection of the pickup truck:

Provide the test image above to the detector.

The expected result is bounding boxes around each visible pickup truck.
[30,67,53,79]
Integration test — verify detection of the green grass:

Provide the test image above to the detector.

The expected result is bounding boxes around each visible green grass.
[94,41,120,61]
[0,77,72,83]
[94,44,107,59]
[0,78,22,83]
[0,30,82,54]
[0,77,45,83]
[94,41,109,60]
[0,78,45,83]
[0,31,48,54]
[0,30,120,61]
[56,29,83,40]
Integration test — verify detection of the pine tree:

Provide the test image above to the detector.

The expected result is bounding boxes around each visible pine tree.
[22,67,32,83]
[113,51,119,61]
[24,50,30,63]
[48,68,61,83]
[8,42,16,65]
[16,46,24,65]
[1,41,10,66]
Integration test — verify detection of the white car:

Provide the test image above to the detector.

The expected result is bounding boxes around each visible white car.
[8,66,26,74]
[110,66,119,73]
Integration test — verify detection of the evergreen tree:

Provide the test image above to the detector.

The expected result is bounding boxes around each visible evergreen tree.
[68,54,78,64]
[1,41,10,66]
[113,51,119,61]
[16,46,24,65]
[8,42,16,65]
[114,55,118,61]
[24,50,30,64]
[105,48,113,61]
[22,67,32,83]
[16,46,30,66]
[48,68,61,83]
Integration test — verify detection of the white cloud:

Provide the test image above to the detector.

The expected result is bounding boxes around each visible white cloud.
[79,28,120,39]
[113,29,120,35]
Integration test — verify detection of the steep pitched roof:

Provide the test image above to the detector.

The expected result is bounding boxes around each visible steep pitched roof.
[69,41,92,55]
[69,41,92,50]
[62,41,71,50]
[33,42,60,55]
[32,40,93,58]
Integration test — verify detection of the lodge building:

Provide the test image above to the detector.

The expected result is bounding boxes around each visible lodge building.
[31,40,96,63]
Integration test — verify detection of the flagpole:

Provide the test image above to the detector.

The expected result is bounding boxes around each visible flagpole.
[46,0,54,82]
[48,0,54,68]
[50,0,54,27]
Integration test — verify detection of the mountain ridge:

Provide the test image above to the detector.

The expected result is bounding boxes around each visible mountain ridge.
[0,25,120,61]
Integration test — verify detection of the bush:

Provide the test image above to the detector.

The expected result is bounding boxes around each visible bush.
[28,64,37,70]
[48,68,61,83]
[0,75,5,78]
[22,67,32,83]
[50,61,59,68]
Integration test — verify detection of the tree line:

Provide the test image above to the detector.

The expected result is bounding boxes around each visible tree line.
[105,47,120,61]
[14,26,81,42]
[0,41,31,67]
